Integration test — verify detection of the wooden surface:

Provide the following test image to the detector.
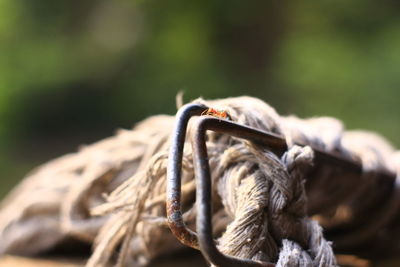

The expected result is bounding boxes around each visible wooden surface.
[0,256,84,267]
[0,252,207,267]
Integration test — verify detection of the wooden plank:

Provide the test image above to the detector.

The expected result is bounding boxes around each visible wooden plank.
[0,255,84,267]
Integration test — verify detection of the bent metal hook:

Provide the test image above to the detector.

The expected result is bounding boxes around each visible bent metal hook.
[166,103,206,250]
[166,103,284,266]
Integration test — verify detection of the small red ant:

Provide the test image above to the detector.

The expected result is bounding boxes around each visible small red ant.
[201,108,232,120]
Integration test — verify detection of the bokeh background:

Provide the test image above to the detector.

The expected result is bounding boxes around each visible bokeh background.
[1,0,399,198]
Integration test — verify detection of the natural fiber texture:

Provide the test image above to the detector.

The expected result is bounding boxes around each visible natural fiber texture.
[0,96,398,266]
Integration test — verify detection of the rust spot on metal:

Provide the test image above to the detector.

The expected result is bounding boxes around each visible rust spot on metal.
[166,199,199,249]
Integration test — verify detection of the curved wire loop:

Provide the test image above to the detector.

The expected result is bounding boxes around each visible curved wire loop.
[166,103,286,266]
[166,103,208,249]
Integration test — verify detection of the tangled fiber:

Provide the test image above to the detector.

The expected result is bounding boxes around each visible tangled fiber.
[0,96,398,267]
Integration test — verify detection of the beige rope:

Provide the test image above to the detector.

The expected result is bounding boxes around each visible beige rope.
[0,96,397,267]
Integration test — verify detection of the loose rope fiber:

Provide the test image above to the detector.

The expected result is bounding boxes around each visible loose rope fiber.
[0,96,398,266]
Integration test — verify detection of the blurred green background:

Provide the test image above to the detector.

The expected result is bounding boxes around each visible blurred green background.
[0,0,399,198]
